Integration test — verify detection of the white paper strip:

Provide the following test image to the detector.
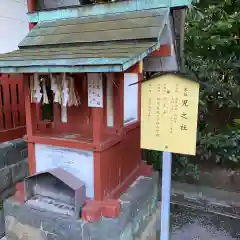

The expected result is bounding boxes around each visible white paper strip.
[87,73,103,108]
[106,73,114,127]
[61,105,68,123]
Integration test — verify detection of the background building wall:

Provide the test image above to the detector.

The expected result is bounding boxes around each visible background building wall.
[0,0,29,54]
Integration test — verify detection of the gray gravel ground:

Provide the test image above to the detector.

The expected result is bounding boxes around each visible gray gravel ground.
[170,204,240,240]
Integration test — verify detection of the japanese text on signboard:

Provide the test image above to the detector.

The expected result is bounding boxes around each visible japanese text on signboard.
[141,74,199,155]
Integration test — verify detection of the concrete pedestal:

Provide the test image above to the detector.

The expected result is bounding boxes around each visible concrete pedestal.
[3,172,159,240]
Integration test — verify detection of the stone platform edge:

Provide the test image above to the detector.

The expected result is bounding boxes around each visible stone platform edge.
[3,171,159,240]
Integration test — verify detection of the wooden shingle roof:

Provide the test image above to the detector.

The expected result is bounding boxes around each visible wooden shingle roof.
[0,8,169,73]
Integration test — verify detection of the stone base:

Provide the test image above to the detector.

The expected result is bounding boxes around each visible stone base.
[0,139,28,239]
[4,172,159,240]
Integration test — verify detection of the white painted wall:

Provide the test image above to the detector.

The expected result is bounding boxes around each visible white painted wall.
[35,144,95,198]
[124,73,138,125]
[0,0,29,54]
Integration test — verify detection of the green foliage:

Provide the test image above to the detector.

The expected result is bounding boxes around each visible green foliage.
[183,0,240,173]
[197,129,240,166]
[145,0,240,179]
[185,0,240,113]
[0,201,2,210]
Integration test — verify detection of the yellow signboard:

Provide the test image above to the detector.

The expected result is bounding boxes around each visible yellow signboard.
[141,74,199,155]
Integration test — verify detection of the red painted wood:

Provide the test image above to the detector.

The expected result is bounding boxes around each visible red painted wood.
[28,142,36,175]
[109,162,147,199]
[27,0,35,12]
[0,127,26,143]
[150,44,172,57]
[0,80,4,129]
[53,103,61,125]
[27,135,95,151]
[25,70,142,204]
[2,75,12,129]
[17,75,26,126]
[93,127,141,200]
[11,78,21,127]
[24,74,34,137]
[102,75,108,131]
[92,107,104,144]
[29,23,37,30]
[0,74,26,142]
[89,73,104,145]
[82,199,120,222]
[28,0,37,31]
[113,73,124,133]
[46,74,92,133]
[93,152,102,200]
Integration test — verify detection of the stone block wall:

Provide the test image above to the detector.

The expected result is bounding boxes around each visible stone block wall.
[0,139,29,238]
[3,172,159,240]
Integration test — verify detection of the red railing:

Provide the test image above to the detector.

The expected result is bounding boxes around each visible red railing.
[0,74,26,142]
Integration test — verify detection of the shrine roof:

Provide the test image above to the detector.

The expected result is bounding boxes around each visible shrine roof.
[0,9,168,73]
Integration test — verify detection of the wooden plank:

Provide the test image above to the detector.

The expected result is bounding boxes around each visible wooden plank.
[27,1,171,23]
[18,75,26,126]
[0,81,4,129]
[0,42,156,58]
[0,126,26,143]
[0,65,123,73]
[0,43,159,74]
[8,74,25,128]
[24,75,33,137]
[0,58,128,67]
[35,9,163,29]
[0,53,143,62]
[2,75,13,129]
[29,16,164,37]
[28,1,138,23]
[19,27,160,47]
[0,49,148,59]
[9,76,18,128]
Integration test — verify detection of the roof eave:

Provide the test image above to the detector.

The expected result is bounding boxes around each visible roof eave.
[0,65,123,74]
[122,42,161,71]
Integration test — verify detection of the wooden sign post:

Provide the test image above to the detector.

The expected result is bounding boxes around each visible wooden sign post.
[141,73,200,240]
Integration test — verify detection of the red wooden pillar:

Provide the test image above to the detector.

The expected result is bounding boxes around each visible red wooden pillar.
[138,62,143,121]
[24,74,36,174]
[92,73,105,200]
[113,73,124,133]
[26,0,37,175]
[27,0,35,12]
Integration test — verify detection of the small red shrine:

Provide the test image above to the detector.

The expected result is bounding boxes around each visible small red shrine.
[0,0,183,221]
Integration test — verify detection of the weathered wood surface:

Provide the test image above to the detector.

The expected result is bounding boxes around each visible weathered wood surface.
[0,42,156,58]
[0,42,157,61]
[0,75,25,142]
[0,9,167,72]
[0,41,159,72]
[20,10,166,47]
[27,0,175,23]
[34,9,164,30]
